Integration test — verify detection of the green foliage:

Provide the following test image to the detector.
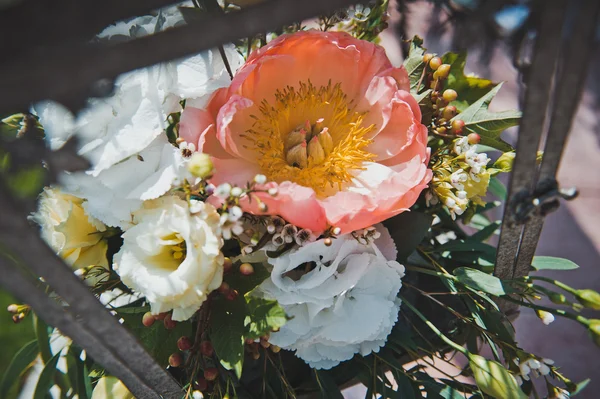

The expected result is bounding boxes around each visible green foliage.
[531,256,579,271]
[0,340,39,398]
[210,262,287,378]
[33,352,61,399]
[403,36,426,92]
[451,84,520,152]
[66,345,92,399]
[468,354,527,399]
[116,304,192,368]
[453,267,506,296]
[383,211,433,262]
[313,370,344,398]
[442,52,496,112]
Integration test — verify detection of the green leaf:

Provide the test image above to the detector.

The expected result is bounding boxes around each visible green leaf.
[0,340,39,397]
[34,314,52,364]
[488,177,507,200]
[570,378,590,396]
[383,211,433,262]
[67,346,90,399]
[314,370,344,399]
[441,52,496,112]
[244,289,288,340]
[210,296,246,378]
[468,354,527,399]
[470,222,500,243]
[531,256,579,271]
[454,267,506,296]
[452,84,520,152]
[402,36,427,92]
[33,352,61,399]
[421,381,466,399]
[415,89,433,125]
[117,308,192,368]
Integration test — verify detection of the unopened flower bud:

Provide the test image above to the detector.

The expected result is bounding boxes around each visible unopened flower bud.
[200,341,214,357]
[268,187,278,196]
[230,187,243,197]
[588,320,600,347]
[576,289,600,310]
[177,336,193,351]
[240,263,254,275]
[332,226,341,235]
[192,391,204,399]
[549,293,567,305]
[164,313,177,330]
[7,304,18,313]
[429,57,442,70]
[258,202,268,212]
[187,153,214,179]
[535,310,555,325]
[168,352,183,367]
[254,174,267,184]
[204,367,219,381]
[142,312,156,327]
[324,237,333,246]
[271,345,281,353]
[442,89,458,102]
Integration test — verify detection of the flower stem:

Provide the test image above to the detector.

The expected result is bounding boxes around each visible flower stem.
[501,295,590,326]
[400,296,467,355]
[524,276,578,295]
[405,265,455,280]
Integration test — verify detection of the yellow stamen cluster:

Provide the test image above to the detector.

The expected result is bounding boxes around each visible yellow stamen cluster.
[154,232,187,270]
[242,81,375,197]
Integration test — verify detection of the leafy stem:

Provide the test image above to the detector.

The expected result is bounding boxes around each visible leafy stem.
[501,296,591,326]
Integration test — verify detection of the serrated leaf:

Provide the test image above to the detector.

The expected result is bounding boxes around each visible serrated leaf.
[0,340,39,397]
[210,296,246,378]
[531,256,579,271]
[383,211,433,261]
[452,84,519,152]
[402,36,426,92]
[33,352,61,399]
[244,288,288,340]
[454,267,506,296]
[442,52,496,112]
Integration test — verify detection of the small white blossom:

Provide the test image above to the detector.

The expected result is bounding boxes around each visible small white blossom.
[254,174,267,184]
[215,183,232,197]
[228,206,243,222]
[453,136,470,155]
[450,169,468,191]
[230,186,244,197]
[268,187,278,196]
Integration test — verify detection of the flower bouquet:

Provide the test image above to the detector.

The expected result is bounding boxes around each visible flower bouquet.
[2,2,599,399]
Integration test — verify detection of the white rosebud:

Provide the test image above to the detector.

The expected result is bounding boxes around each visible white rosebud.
[254,174,267,184]
[536,309,555,325]
[215,183,232,197]
[230,187,243,197]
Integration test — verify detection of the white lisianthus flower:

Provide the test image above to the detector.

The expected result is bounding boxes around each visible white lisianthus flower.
[257,225,404,369]
[113,196,224,321]
[31,187,108,271]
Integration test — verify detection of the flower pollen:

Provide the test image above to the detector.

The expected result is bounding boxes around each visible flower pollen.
[243,81,375,197]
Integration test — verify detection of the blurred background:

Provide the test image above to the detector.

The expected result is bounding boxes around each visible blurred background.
[1,0,598,397]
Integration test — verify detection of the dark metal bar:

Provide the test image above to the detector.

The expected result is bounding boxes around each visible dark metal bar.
[493,0,568,279]
[0,0,179,55]
[513,0,600,278]
[0,187,183,399]
[0,259,163,399]
[0,0,361,115]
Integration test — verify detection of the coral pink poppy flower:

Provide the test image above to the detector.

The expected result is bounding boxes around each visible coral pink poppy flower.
[180,30,431,233]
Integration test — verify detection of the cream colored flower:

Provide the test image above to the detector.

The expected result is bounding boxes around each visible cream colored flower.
[258,225,404,369]
[113,196,223,321]
[91,376,133,399]
[32,187,108,270]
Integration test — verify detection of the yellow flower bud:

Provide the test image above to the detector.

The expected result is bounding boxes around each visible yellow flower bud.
[588,320,600,347]
[576,289,600,310]
[493,151,516,173]
[187,153,214,179]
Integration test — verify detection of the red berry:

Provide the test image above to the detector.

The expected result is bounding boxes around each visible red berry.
[194,377,208,391]
[217,282,230,295]
[154,312,168,321]
[204,367,218,381]
[467,133,481,144]
[239,263,254,276]
[177,336,193,351]
[442,105,457,120]
[200,341,214,357]
[164,313,177,330]
[168,353,183,367]
[142,312,156,327]
[452,119,465,134]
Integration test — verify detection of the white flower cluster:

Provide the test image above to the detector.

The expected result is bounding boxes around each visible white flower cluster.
[257,225,404,369]
[513,357,554,386]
